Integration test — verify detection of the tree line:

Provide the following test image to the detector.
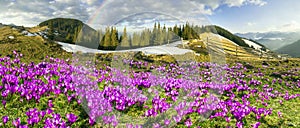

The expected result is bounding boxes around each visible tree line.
[40,18,249,50]
[90,23,249,50]
[83,22,207,50]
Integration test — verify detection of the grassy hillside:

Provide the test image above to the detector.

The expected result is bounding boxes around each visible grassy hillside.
[198,33,261,61]
[276,40,300,57]
[0,26,71,63]
[207,25,250,47]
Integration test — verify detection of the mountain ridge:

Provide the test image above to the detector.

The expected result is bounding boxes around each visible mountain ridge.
[38,18,99,48]
[38,18,256,51]
[236,31,300,50]
[276,40,300,57]
[2,18,268,54]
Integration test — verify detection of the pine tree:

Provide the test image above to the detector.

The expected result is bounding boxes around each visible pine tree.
[132,32,140,47]
[179,25,182,37]
[110,27,118,49]
[103,27,111,48]
[98,29,104,46]
[47,23,54,40]
[162,24,167,43]
[156,22,162,45]
[167,27,173,43]
[140,28,151,46]
[120,27,130,48]
[151,22,157,46]
[128,35,132,47]
[173,24,179,36]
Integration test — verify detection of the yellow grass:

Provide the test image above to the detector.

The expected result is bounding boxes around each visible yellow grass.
[0,27,23,40]
[201,33,255,55]
[27,26,48,33]
[197,33,263,61]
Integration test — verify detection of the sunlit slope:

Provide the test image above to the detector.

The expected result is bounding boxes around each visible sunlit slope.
[199,33,261,60]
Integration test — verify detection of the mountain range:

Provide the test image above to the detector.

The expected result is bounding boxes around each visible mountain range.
[236,31,300,50]
[276,40,300,57]
[0,18,283,58]
[38,18,262,51]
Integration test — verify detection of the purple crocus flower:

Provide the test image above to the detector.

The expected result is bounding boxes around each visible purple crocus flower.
[40,111,46,118]
[2,116,9,124]
[46,108,53,114]
[2,100,6,108]
[2,90,10,97]
[66,113,77,124]
[236,121,243,128]
[89,118,95,126]
[153,123,160,128]
[252,122,261,128]
[279,100,283,105]
[173,115,182,123]
[164,119,170,126]
[278,111,282,118]
[19,125,28,128]
[185,118,192,127]
[48,100,53,108]
[12,118,21,127]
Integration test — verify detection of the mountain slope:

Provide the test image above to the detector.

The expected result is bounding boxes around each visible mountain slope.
[208,25,249,47]
[276,40,300,57]
[242,38,268,51]
[0,26,71,63]
[199,33,263,61]
[39,18,99,48]
[236,31,300,50]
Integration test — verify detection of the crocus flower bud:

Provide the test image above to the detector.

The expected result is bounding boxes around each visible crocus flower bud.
[2,116,9,124]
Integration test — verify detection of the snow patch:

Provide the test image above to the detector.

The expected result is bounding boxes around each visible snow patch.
[57,41,194,55]
[265,38,284,41]
[242,39,262,50]
[8,36,15,39]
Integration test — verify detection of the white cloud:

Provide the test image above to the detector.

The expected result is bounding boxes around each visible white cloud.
[224,0,245,7]
[89,0,219,28]
[81,0,98,5]
[247,22,256,26]
[277,21,300,32]
[224,0,266,7]
[0,0,267,28]
[247,0,267,6]
[0,0,91,26]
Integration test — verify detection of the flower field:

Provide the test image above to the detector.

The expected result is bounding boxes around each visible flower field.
[0,51,299,128]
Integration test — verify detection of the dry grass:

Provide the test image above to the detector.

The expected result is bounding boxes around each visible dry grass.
[198,33,262,61]
[0,27,71,63]
[0,27,23,40]
[27,26,48,33]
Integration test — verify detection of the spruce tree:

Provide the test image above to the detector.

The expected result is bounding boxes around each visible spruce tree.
[110,27,118,49]
[173,24,179,36]
[156,22,162,45]
[103,27,111,48]
[162,24,167,43]
[167,27,173,42]
[140,29,151,47]
[151,22,158,46]
[120,27,130,48]
[132,32,140,47]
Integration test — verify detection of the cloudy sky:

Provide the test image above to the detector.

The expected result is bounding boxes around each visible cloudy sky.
[0,0,299,33]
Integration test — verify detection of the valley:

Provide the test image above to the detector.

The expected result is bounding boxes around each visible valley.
[0,18,299,128]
